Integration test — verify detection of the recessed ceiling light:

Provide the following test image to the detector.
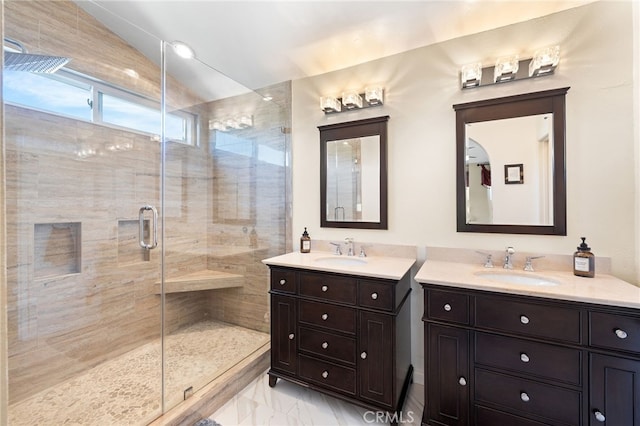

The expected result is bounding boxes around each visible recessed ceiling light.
[171,41,195,59]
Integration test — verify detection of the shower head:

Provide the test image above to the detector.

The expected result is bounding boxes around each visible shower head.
[3,37,70,74]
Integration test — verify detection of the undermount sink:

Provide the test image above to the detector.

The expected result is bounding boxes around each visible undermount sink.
[313,256,368,267]
[474,271,559,287]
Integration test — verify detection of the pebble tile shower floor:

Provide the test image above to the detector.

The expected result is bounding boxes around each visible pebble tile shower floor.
[8,320,270,425]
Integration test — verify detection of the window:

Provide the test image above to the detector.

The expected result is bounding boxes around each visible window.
[3,69,197,145]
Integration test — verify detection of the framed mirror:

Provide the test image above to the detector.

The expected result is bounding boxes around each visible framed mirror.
[319,116,389,229]
[454,87,569,235]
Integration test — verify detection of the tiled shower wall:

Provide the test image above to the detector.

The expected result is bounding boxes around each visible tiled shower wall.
[4,0,290,405]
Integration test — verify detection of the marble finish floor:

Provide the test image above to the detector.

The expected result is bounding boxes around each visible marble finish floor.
[8,320,270,426]
[209,371,424,425]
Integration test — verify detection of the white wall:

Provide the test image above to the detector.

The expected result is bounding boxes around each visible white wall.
[291,1,639,385]
[292,1,638,284]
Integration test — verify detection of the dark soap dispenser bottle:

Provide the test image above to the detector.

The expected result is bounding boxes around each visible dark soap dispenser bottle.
[573,237,595,277]
[300,227,311,253]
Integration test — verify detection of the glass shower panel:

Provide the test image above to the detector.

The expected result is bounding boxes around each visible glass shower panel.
[4,1,163,424]
[162,44,289,411]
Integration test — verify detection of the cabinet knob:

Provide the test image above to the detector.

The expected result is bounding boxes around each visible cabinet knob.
[594,410,606,422]
[615,328,628,339]
[444,304,452,312]
[279,279,286,285]
[321,313,328,321]
[322,341,328,349]
[458,377,467,386]
[520,353,530,363]
[371,292,378,300]
[520,315,530,324]
[361,352,367,359]
[520,392,530,402]
[321,285,328,292]
[322,370,329,379]
[288,333,294,340]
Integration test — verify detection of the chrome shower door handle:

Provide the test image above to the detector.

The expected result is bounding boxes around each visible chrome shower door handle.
[139,205,158,249]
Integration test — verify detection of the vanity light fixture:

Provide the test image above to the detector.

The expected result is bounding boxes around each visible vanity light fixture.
[460,45,560,90]
[320,96,342,113]
[208,114,253,132]
[529,45,560,77]
[494,55,519,83]
[461,62,482,88]
[365,86,384,105]
[342,91,363,109]
[320,85,385,114]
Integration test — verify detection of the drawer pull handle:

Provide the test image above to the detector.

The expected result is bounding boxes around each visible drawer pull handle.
[321,285,328,292]
[288,333,294,340]
[371,292,378,300]
[458,377,467,386]
[321,313,328,321]
[361,352,367,359]
[322,342,328,349]
[322,370,329,379]
[520,392,530,402]
[279,279,286,285]
[444,304,452,312]
[615,328,628,339]
[594,410,606,422]
[520,353,530,363]
[520,315,530,324]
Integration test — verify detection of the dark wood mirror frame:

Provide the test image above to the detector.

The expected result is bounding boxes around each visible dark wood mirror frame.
[319,116,389,229]
[454,87,569,235]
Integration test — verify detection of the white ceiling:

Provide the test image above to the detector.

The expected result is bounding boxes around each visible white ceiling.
[77,0,594,99]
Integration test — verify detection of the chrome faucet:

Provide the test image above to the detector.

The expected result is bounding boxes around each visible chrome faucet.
[503,246,515,269]
[524,256,544,272]
[345,237,355,256]
[329,242,342,255]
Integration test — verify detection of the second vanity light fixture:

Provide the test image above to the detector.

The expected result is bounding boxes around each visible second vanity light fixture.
[460,45,560,89]
[320,86,384,114]
[208,114,253,132]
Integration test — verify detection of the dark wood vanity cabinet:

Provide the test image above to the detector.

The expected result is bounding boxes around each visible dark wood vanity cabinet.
[268,266,413,417]
[421,284,640,426]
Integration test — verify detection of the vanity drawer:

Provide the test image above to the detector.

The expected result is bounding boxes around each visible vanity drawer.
[475,295,581,343]
[299,326,356,365]
[475,369,581,426]
[270,268,296,294]
[475,405,551,426]
[427,288,469,325]
[298,300,356,335]
[299,354,356,396]
[589,311,640,355]
[299,272,357,305]
[475,332,582,386]
[359,280,393,311]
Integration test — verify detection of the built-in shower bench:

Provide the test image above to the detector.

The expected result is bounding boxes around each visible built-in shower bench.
[154,270,244,294]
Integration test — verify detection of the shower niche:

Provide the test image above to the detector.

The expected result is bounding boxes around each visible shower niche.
[34,222,81,279]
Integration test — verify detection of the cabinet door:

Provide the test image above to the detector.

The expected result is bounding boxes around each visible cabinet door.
[427,323,470,426]
[271,294,297,375]
[359,311,393,407]
[590,353,640,426]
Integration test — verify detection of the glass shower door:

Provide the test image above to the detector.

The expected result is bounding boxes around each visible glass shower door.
[161,42,289,413]
[4,1,164,424]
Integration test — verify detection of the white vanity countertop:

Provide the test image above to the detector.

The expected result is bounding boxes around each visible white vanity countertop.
[415,260,640,309]
[262,251,416,280]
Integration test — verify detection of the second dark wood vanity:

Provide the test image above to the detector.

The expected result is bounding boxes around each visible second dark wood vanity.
[421,283,640,426]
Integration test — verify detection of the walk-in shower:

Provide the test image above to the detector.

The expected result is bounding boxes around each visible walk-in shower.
[2,1,290,424]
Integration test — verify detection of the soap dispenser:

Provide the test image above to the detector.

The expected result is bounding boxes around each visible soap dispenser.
[300,227,311,253]
[573,237,595,278]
